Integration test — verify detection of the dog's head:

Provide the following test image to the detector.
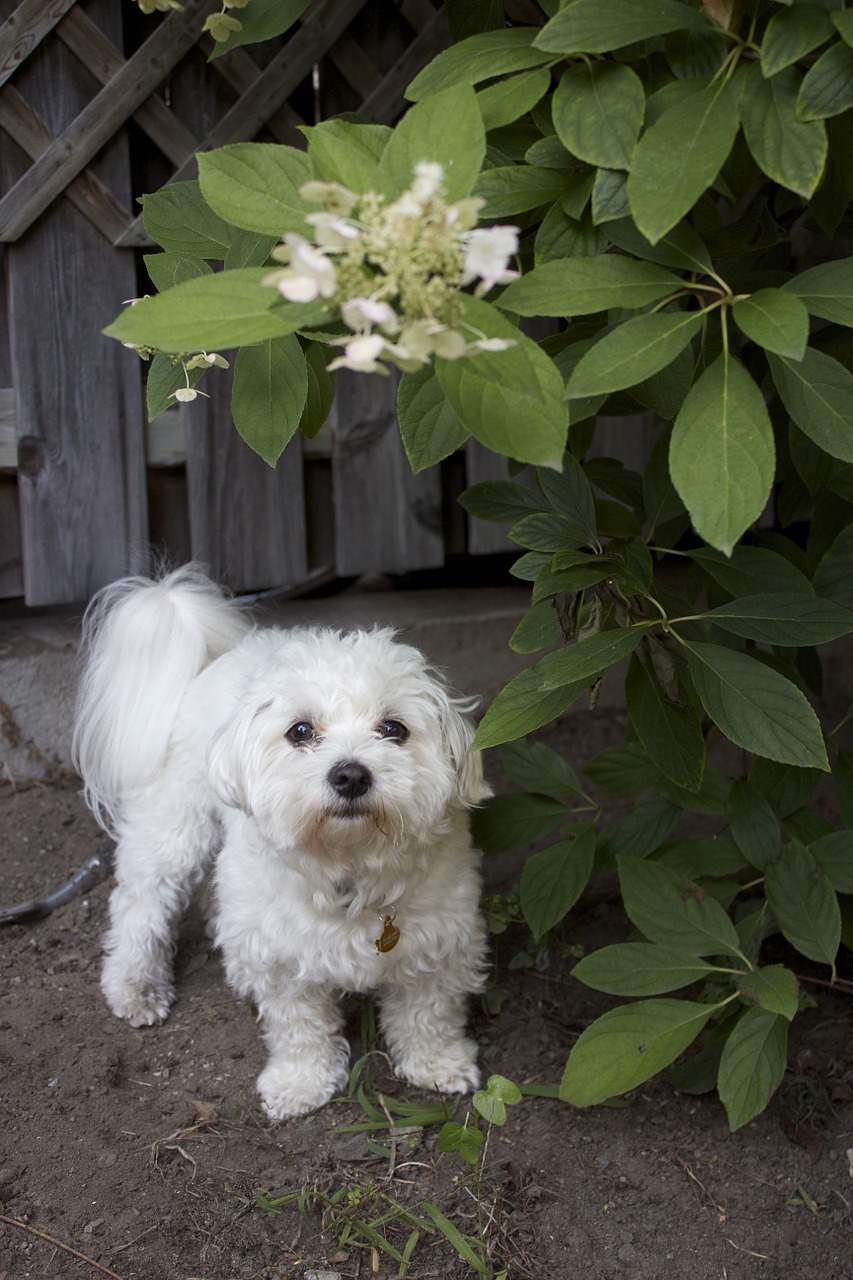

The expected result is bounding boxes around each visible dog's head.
[207,627,490,856]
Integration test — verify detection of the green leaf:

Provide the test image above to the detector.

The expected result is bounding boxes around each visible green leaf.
[731,289,809,360]
[145,352,205,421]
[717,1009,789,1131]
[736,966,799,1020]
[765,839,841,969]
[537,452,598,543]
[423,1201,489,1274]
[469,792,568,854]
[207,0,311,57]
[749,758,821,819]
[509,601,561,654]
[605,793,680,862]
[473,165,567,217]
[538,626,648,691]
[727,779,781,871]
[658,834,747,879]
[437,1121,483,1167]
[761,5,835,77]
[379,84,485,201]
[498,255,682,318]
[144,251,212,292]
[197,144,313,237]
[706,592,853,645]
[567,312,702,398]
[141,180,243,258]
[689,545,814,598]
[627,81,740,244]
[625,653,705,792]
[499,738,585,798]
[739,64,827,199]
[406,28,552,99]
[605,216,713,275]
[471,667,587,750]
[473,1075,522,1125]
[769,347,853,463]
[303,119,390,192]
[520,827,596,941]
[617,855,744,957]
[813,521,853,607]
[811,830,853,893]
[299,339,336,439]
[105,270,328,353]
[435,296,567,467]
[797,41,853,121]
[552,62,645,170]
[784,255,853,326]
[477,67,552,131]
[560,999,717,1106]
[458,479,549,523]
[684,642,829,771]
[591,168,631,225]
[535,0,711,54]
[584,742,658,798]
[834,750,853,827]
[670,353,775,556]
[231,334,308,467]
[397,366,468,473]
[573,943,722,996]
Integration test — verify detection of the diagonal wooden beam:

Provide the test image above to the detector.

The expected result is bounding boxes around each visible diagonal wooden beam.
[359,7,448,123]
[0,0,216,242]
[0,0,77,90]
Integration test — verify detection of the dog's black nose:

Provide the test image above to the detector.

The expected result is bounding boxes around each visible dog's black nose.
[328,760,373,799]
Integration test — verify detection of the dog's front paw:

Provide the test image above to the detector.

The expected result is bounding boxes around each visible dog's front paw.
[258,1060,348,1121]
[102,964,173,1027]
[395,1039,481,1096]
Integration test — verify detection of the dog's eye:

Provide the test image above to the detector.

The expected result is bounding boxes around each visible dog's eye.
[378,720,409,743]
[286,721,316,746]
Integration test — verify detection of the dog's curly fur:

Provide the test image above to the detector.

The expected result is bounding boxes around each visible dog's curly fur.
[73,565,490,1118]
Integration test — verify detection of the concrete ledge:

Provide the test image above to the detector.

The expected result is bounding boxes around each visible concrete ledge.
[0,586,532,781]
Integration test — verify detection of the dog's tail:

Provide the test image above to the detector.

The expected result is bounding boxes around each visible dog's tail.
[72,564,251,831]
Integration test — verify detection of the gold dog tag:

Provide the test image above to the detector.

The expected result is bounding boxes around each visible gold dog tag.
[375,909,400,954]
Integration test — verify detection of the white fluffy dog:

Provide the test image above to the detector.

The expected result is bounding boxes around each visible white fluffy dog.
[73,566,490,1119]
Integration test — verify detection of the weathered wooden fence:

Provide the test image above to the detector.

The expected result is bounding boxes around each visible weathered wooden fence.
[0,0,511,606]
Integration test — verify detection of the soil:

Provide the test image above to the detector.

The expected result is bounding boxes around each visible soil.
[2,710,853,1280]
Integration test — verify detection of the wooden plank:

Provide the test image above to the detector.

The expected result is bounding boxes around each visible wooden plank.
[1,0,149,604]
[56,6,199,168]
[0,0,77,90]
[330,369,444,576]
[200,35,308,145]
[0,81,131,242]
[359,8,448,123]
[0,0,215,241]
[0,245,22,597]
[182,364,308,592]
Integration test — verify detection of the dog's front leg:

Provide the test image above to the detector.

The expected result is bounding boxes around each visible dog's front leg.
[256,983,351,1120]
[379,976,481,1096]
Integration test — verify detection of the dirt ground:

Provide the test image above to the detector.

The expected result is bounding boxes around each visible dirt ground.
[2,709,853,1280]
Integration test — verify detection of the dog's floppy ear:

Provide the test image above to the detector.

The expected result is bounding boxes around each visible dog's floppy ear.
[207,700,263,814]
[433,686,492,808]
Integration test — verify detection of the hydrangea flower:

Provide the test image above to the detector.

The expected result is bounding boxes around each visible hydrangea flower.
[262,162,520,374]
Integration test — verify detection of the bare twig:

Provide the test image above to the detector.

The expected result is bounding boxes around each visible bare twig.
[0,1213,128,1280]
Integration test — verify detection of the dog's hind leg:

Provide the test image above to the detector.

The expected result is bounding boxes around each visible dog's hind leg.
[100,788,218,1027]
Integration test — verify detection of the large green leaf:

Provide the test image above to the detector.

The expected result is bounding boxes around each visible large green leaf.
[406,27,551,99]
[145,352,206,422]
[617,855,744,957]
[811,831,853,893]
[476,67,552,131]
[458,479,549,523]
[627,80,740,244]
[142,181,243,258]
[473,165,567,217]
[573,943,721,996]
[520,826,596,941]
[768,347,853,463]
[765,839,841,969]
[566,311,703,397]
[797,41,853,121]
[736,966,799,1020]
[105,270,328,353]
[670,353,775,555]
[535,0,711,54]
[784,255,853,326]
[231,334,308,467]
[303,120,390,193]
[739,65,827,199]
[560,999,717,1106]
[761,5,836,77]
[379,84,485,201]
[397,367,468,474]
[537,626,649,691]
[469,792,568,854]
[684,642,829,770]
[717,1009,789,1131]
[705,593,853,646]
[197,144,313,237]
[144,252,212,292]
[552,62,645,170]
[499,738,585,799]
[208,0,311,57]
[498,255,682,318]
[625,652,705,791]
[727,779,781,871]
[472,666,588,750]
[689,545,814,598]
[813,521,853,606]
[435,296,567,467]
[605,216,713,275]
[731,289,809,360]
